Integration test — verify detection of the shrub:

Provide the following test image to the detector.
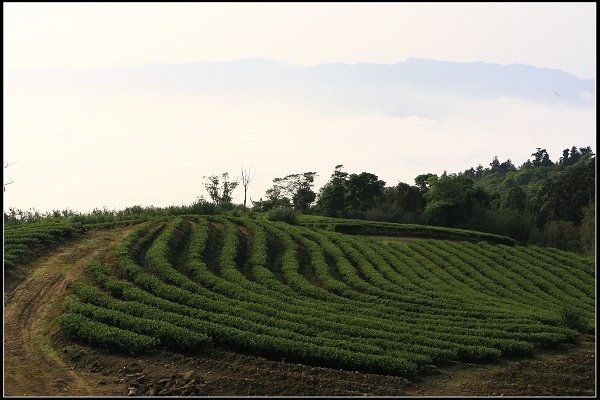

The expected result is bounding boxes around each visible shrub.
[268,207,298,225]
[560,307,588,333]
[190,199,218,215]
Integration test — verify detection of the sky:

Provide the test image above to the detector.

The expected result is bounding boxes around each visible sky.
[3,2,597,213]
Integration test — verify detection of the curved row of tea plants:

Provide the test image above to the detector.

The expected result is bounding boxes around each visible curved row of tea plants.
[60,215,594,376]
[4,221,79,271]
[298,215,516,245]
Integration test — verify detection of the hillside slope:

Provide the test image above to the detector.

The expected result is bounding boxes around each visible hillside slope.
[3,216,595,396]
[60,216,594,374]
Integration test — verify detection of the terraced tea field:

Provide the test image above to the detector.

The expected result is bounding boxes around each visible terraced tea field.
[58,216,594,376]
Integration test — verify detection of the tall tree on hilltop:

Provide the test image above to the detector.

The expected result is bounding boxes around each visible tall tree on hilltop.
[531,148,553,167]
[345,172,386,213]
[414,173,436,193]
[424,173,474,227]
[317,165,348,217]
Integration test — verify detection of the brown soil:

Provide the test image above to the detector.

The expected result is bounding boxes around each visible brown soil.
[3,227,596,396]
[3,226,139,396]
[406,334,596,396]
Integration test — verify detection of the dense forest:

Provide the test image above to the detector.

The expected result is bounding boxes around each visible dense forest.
[253,146,595,254]
[4,146,595,254]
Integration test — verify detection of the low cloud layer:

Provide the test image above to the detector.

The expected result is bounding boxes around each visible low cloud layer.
[4,59,595,212]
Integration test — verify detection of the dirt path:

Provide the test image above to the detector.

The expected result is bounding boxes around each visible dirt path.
[3,226,138,396]
[405,334,596,396]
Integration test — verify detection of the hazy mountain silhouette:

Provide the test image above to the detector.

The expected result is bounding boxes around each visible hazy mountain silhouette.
[7,58,594,118]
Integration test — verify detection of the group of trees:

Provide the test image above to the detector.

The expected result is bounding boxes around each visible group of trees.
[253,166,389,218]
[246,146,595,254]
[202,165,255,209]
[4,146,593,255]
[320,168,386,215]
[252,172,318,213]
[177,146,596,253]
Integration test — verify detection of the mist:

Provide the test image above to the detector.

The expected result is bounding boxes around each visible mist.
[4,60,595,213]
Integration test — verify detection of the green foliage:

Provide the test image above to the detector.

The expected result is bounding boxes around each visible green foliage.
[578,203,595,255]
[189,198,219,214]
[4,144,593,255]
[65,297,211,351]
[4,221,79,272]
[502,186,527,211]
[203,172,239,206]
[457,145,595,252]
[489,156,516,173]
[316,165,348,217]
[344,172,386,213]
[559,307,589,333]
[268,207,298,225]
[299,215,516,245]
[60,216,593,377]
[58,312,158,355]
[530,148,554,167]
[531,220,582,252]
[535,157,595,226]
[424,173,474,227]
[258,172,317,213]
[317,167,386,216]
[385,183,425,213]
[466,207,533,243]
[558,146,593,167]
[414,173,435,193]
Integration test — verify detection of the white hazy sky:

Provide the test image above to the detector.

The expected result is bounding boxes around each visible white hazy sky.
[4,2,597,78]
[3,2,597,213]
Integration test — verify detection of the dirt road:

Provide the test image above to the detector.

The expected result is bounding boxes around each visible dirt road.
[4,227,138,396]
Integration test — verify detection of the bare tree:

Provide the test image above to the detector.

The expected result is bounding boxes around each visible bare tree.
[4,161,17,191]
[241,164,255,209]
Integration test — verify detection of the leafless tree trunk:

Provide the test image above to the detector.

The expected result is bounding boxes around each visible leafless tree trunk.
[4,161,17,191]
[241,165,255,209]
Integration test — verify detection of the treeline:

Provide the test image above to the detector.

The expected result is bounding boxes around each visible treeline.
[3,201,221,226]
[253,146,595,254]
[4,145,594,254]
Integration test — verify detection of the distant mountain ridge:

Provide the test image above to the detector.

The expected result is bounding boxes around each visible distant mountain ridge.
[6,58,594,117]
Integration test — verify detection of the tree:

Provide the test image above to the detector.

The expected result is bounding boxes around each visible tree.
[559,146,594,167]
[259,172,317,212]
[579,202,595,255]
[263,184,291,209]
[317,165,348,217]
[414,173,436,193]
[389,182,425,212]
[500,159,516,173]
[534,156,595,227]
[4,161,17,192]
[490,156,516,173]
[531,148,553,167]
[424,173,474,227]
[240,165,255,209]
[558,148,571,166]
[345,172,386,213]
[490,156,501,171]
[471,185,493,209]
[502,186,526,211]
[463,164,484,181]
[292,187,316,213]
[203,172,239,206]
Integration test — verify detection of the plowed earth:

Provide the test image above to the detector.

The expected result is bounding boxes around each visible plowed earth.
[3,228,596,396]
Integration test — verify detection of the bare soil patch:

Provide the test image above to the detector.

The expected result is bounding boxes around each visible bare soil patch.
[4,226,139,396]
